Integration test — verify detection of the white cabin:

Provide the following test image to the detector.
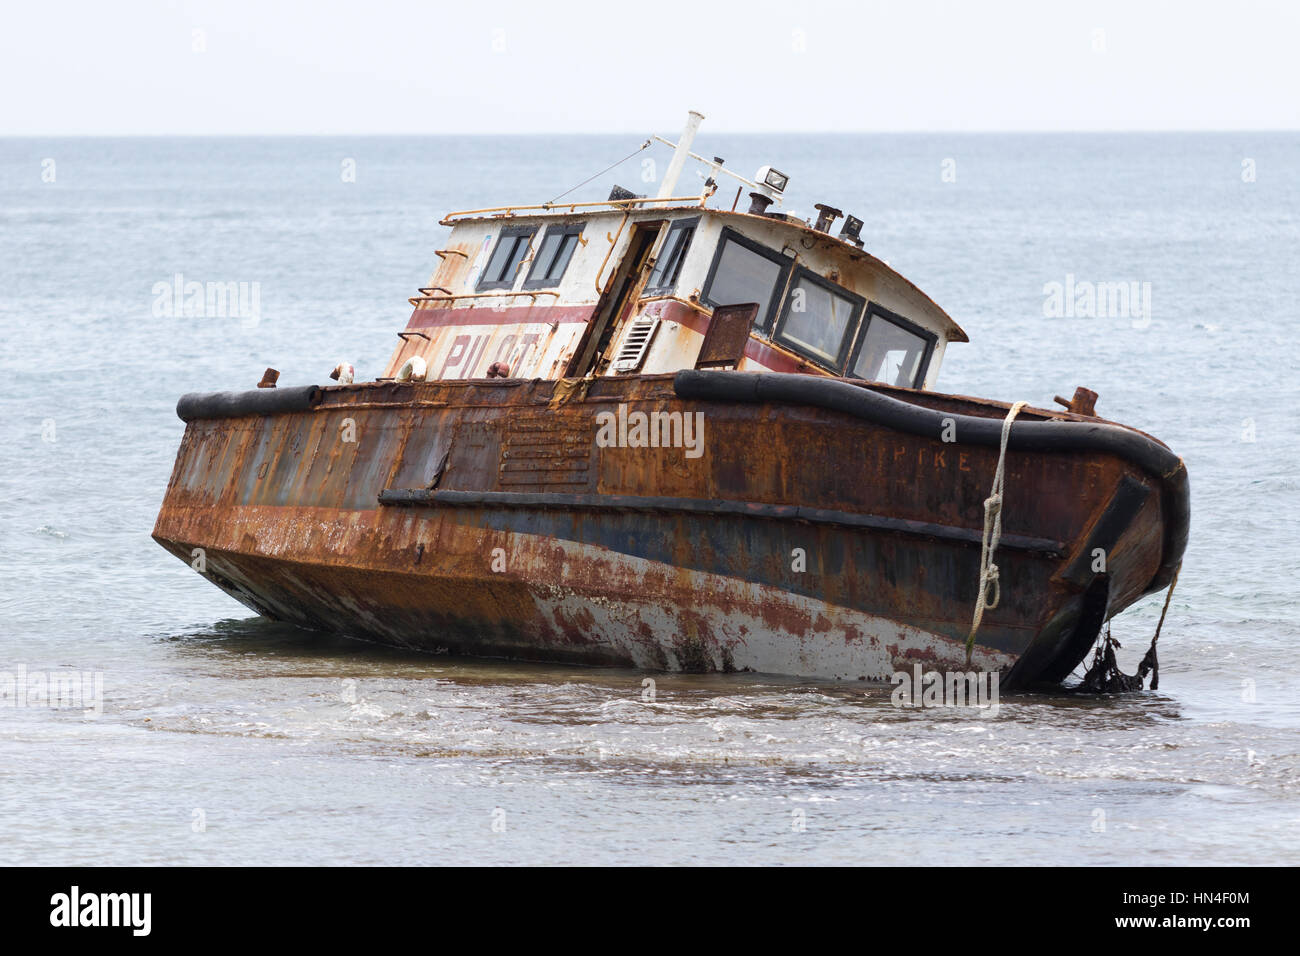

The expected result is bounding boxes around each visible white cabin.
[383,121,966,391]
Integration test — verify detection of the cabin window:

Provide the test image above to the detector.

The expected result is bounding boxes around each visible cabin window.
[701,228,793,331]
[524,222,584,290]
[644,217,697,295]
[848,304,937,388]
[477,225,537,291]
[773,268,864,368]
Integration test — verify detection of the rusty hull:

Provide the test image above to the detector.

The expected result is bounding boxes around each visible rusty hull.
[151,374,1180,685]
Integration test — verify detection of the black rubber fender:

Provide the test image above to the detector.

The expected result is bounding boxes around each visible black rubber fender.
[673,369,1189,595]
[176,384,323,422]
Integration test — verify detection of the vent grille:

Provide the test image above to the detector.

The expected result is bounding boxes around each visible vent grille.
[612,317,660,373]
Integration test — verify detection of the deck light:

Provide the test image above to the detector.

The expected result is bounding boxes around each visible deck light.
[840,214,864,246]
[756,166,789,193]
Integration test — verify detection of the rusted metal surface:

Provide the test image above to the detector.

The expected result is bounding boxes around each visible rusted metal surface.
[1054,386,1100,416]
[153,373,1175,685]
[641,298,824,375]
[154,127,1187,684]
[407,289,560,307]
[438,195,707,226]
[694,303,757,369]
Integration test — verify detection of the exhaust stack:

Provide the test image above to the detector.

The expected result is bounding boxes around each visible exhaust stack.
[814,204,843,233]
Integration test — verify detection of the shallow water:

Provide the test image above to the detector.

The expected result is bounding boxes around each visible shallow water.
[1,133,1297,864]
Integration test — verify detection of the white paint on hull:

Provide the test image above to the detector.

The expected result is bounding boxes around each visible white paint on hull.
[517,535,1016,680]
[188,518,1016,681]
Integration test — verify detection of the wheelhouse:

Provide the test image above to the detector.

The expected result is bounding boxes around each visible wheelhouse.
[382,126,966,391]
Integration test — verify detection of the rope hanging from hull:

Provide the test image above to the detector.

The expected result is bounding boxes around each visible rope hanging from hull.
[965,400,1028,666]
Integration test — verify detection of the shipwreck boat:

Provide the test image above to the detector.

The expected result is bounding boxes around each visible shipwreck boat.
[153,112,1189,687]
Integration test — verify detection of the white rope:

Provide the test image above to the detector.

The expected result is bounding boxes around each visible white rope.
[965,400,1028,665]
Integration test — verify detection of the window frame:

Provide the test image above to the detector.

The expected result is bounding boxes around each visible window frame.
[642,216,699,297]
[771,265,867,370]
[700,226,794,332]
[846,302,938,389]
[523,221,585,290]
[477,225,538,291]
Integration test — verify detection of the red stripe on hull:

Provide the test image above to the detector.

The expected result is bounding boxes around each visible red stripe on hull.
[648,299,821,375]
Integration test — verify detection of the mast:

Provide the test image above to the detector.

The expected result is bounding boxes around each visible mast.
[656,110,704,199]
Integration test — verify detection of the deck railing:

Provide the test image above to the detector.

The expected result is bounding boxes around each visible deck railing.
[439,195,709,225]
[407,289,563,307]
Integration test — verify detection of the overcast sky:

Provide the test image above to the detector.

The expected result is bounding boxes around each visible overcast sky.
[3,0,1297,134]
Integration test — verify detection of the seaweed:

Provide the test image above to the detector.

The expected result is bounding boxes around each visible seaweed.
[1076,625,1160,694]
